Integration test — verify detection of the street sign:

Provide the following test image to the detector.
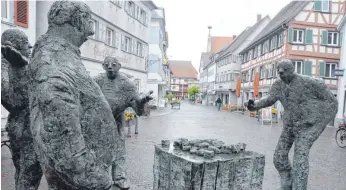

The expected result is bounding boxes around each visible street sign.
[335,69,344,77]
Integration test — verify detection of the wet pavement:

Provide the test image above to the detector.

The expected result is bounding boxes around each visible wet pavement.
[2,102,346,190]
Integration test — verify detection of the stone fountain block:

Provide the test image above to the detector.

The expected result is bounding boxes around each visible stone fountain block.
[153,142,265,190]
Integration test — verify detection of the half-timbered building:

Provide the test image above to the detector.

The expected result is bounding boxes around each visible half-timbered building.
[239,0,345,116]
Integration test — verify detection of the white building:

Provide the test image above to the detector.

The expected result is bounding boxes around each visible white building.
[1,0,37,126]
[336,14,346,124]
[147,8,170,108]
[214,15,270,105]
[36,0,157,93]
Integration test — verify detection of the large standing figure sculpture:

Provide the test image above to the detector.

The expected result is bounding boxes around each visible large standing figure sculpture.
[1,29,43,190]
[246,59,338,190]
[94,56,153,190]
[3,2,119,189]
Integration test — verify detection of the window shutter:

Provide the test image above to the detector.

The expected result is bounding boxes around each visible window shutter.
[319,62,326,77]
[321,30,328,45]
[304,61,312,76]
[305,29,313,45]
[273,36,277,49]
[112,31,116,47]
[14,0,29,28]
[145,13,149,25]
[314,0,322,11]
[340,32,343,46]
[121,35,125,51]
[288,28,293,43]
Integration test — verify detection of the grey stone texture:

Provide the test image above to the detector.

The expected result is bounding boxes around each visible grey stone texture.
[28,2,119,189]
[94,56,153,189]
[1,29,43,190]
[247,59,338,190]
[153,139,265,190]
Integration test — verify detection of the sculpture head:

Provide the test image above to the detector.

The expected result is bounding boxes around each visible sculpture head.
[47,1,94,47]
[277,59,296,84]
[103,57,121,79]
[1,29,32,57]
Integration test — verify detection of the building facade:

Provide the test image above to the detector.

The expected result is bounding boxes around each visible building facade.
[169,60,198,99]
[147,8,170,107]
[239,0,344,120]
[215,15,271,105]
[36,0,157,93]
[336,14,346,123]
[1,0,36,126]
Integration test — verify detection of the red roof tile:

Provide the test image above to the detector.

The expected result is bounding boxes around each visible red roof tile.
[169,60,198,79]
[211,36,234,53]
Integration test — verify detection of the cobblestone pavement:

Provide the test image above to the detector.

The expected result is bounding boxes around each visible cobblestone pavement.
[2,102,346,189]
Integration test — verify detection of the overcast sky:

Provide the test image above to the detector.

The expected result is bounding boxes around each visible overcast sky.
[153,0,293,71]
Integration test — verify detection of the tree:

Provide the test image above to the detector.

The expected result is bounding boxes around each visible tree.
[164,93,174,102]
[187,85,200,100]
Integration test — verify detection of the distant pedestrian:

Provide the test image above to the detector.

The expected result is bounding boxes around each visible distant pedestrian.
[216,97,222,111]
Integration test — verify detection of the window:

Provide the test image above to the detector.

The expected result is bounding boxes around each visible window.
[90,20,97,39]
[267,64,274,78]
[121,36,131,52]
[278,33,283,47]
[257,44,262,56]
[173,79,176,83]
[260,66,266,79]
[293,29,304,43]
[270,36,277,50]
[322,0,330,12]
[292,61,304,74]
[328,32,339,46]
[263,41,269,54]
[110,0,122,7]
[115,32,120,48]
[106,28,114,46]
[325,63,336,78]
[248,50,253,61]
[184,79,188,82]
[140,9,147,24]
[1,0,9,21]
[254,46,258,58]
[126,1,135,17]
[99,23,106,42]
[136,42,142,56]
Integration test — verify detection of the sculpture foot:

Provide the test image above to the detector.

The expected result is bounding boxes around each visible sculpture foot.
[112,179,130,190]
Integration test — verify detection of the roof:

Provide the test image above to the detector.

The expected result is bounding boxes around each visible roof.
[169,60,198,79]
[217,15,270,60]
[241,1,309,53]
[142,1,158,10]
[200,52,213,70]
[211,36,234,53]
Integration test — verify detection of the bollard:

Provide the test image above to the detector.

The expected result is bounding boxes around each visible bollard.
[135,117,138,134]
[126,120,131,137]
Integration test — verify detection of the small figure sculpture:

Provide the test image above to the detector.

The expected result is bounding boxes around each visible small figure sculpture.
[1,29,43,190]
[3,2,119,189]
[94,56,153,190]
[246,59,338,190]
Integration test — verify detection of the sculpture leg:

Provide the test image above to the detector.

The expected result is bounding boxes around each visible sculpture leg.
[273,121,295,190]
[135,117,138,134]
[127,120,131,137]
[292,122,327,190]
[17,141,42,190]
[112,124,130,189]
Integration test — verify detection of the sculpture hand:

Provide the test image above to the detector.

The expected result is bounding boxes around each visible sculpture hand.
[1,41,29,67]
[246,99,256,111]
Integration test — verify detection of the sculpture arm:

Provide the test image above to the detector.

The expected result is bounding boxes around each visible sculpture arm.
[37,75,111,190]
[1,58,12,112]
[253,80,281,110]
[311,79,338,109]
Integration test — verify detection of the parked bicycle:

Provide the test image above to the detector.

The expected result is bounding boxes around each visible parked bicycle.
[336,123,346,148]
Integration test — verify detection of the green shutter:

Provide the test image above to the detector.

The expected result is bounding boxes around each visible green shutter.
[322,30,328,45]
[340,32,343,46]
[288,28,293,43]
[315,0,322,11]
[319,62,326,77]
[304,61,312,76]
[305,29,313,45]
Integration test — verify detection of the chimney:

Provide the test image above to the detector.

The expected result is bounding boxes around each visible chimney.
[257,14,262,22]
[233,35,237,39]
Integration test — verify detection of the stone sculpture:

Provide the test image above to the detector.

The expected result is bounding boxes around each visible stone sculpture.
[2,2,120,189]
[1,29,43,190]
[94,56,153,189]
[154,138,265,189]
[246,59,338,190]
